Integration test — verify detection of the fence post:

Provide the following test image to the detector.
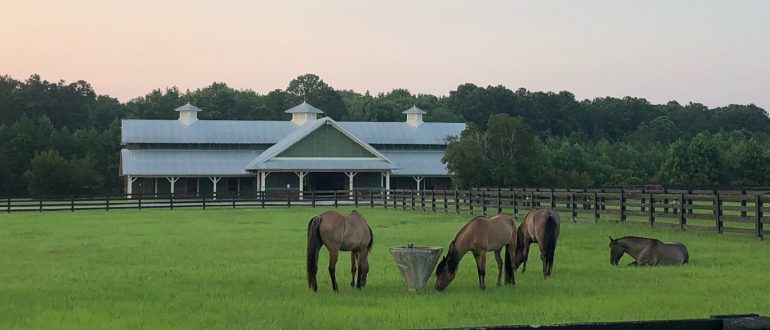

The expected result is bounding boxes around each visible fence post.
[512,190,517,216]
[497,188,502,214]
[481,189,487,216]
[741,190,747,218]
[570,192,576,222]
[106,195,110,212]
[203,197,207,210]
[715,193,723,234]
[354,190,359,208]
[620,190,626,223]
[443,190,448,214]
[593,192,599,223]
[382,189,386,209]
[71,196,75,212]
[679,193,686,230]
[431,191,436,213]
[756,194,763,240]
[401,190,406,210]
[261,191,265,208]
[455,190,460,214]
[370,190,374,208]
[232,194,236,209]
[334,190,338,208]
[6,196,10,213]
[648,193,655,227]
[550,189,556,209]
[39,198,42,212]
[420,191,425,211]
[312,190,316,208]
[468,189,473,215]
[410,190,415,211]
[170,193,174,210]
[138,194,142,210]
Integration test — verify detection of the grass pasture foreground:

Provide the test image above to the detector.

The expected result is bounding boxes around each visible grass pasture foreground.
[1,207,769,329]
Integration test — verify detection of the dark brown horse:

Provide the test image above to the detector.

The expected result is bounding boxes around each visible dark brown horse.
[307,210,373,292]
[435,214,516,291]
[514,208,561,278]
[609,236,688,266]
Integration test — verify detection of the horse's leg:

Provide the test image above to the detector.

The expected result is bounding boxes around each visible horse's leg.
[493,249,503,287]
[539,243,548,278]
[473,250,486,290]
[521,238,531,273]
[350,251,358,287]
[357,248,369,289]
[505,243,515,285]
[327,247,340,292]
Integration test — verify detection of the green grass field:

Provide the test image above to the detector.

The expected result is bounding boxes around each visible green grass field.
[1,207,768,329]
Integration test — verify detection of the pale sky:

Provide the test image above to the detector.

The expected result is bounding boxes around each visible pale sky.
[2,0,769,110]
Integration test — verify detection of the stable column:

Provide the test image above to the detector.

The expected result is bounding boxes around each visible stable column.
[259,172,271,191]
[295,171,308,200]
[412,176,424,191]
[382,172,391,199]
[166,177,180,196]
[126,176,139,198]
[209,176,221,199]
[345,172,358,199]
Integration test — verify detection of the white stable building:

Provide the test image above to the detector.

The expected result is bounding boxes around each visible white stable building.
[120,102,465,197]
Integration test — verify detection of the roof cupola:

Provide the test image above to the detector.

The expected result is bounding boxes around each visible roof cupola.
[403,105,426,127]
[285,101,324,125]
[175,102,202,125]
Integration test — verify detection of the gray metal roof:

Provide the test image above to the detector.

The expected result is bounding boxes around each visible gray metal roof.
[121,119,464,145]
[284,101,324,114]
[120,149,448,176]
[120,149,261,176]
[381,151,449,176]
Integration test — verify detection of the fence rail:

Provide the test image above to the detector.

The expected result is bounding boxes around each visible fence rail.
[3,187,768,240]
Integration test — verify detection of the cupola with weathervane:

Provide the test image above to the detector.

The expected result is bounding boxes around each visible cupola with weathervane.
[403,105,426,127]
[285,101,324,125]
[176,102,202,125]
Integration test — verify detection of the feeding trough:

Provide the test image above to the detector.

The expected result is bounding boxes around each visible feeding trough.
[389,244,443,292]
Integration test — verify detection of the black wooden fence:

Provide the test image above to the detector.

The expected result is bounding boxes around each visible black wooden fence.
[3,187,768,240]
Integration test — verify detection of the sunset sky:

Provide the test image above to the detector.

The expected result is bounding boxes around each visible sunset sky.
[2,0,769,109]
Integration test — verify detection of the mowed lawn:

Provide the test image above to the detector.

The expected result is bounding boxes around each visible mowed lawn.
[1,207,768,329]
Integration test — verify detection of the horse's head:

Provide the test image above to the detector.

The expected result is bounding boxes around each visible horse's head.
[434,255,456,291]
[609,237,623,265]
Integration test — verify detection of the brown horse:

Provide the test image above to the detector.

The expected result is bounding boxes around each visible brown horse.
[307,210,373,292]
[435,214,517,291]
[514,207,560,278]
[609,236,689,266]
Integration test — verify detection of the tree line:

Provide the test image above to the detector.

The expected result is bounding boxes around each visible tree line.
[1,73,768,196]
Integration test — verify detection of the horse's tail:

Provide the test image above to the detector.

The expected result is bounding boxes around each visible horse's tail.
[543,211,558,277]
[367,225,374,250]
[307,215,323,289]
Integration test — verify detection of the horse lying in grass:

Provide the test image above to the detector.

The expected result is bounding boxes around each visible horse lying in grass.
[514,207,561,278]
[307,210,373,292]
[609,236,688,266]
[435,214,516,291]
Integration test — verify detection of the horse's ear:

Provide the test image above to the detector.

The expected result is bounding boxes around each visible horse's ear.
[608,236,614,242]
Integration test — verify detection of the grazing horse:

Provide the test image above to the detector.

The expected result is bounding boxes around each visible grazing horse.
[307,210,373,292]
[609,236,688,266]
[435,214,516,291]
[514,207,561,278]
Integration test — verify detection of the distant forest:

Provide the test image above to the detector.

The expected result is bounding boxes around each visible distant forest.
[1,73,769,196]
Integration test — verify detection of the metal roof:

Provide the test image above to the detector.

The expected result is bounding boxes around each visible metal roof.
[121,119,464,145]
[381,151,449,176]
[120,149,261,176]
[284,101,324,114]
[120,149,447,176]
